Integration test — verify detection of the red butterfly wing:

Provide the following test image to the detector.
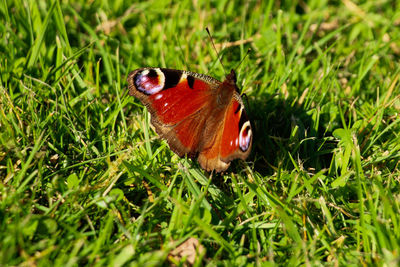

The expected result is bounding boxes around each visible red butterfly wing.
[128,68,220,156]
[220,95,252,161]
[197,84,252,172]
[128,68,252,172]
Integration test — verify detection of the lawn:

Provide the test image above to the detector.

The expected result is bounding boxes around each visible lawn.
[1,0,400,265]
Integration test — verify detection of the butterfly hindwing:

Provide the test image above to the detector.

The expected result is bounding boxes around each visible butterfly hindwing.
[220,94,252,161]
[197,92,252,172]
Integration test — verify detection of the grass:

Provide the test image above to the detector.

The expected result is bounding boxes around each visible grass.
[1,0,400,265]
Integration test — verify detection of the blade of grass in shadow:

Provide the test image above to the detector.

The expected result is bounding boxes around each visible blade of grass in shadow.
[181,169,212,211]
[15,131,47,188]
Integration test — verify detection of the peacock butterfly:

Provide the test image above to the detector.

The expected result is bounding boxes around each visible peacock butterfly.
[128,68,252,172]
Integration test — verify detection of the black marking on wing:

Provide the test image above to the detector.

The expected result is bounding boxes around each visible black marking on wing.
[148,69,158,77]
[187,75,195,89]
[238,110,249,134]
[234,103,241,114]
[162,69,181,90]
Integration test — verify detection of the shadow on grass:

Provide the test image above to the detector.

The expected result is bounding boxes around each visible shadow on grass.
[233,93,337,176]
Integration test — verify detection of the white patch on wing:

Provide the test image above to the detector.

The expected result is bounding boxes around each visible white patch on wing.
[239,121,251,151]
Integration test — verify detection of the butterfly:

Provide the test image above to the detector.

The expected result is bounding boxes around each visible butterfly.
[128,68,252,172]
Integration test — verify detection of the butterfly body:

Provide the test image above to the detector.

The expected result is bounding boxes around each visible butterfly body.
[128,68,252,172]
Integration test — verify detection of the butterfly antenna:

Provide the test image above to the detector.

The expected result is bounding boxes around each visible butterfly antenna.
[235,48,251,72]
[206,27,226,73]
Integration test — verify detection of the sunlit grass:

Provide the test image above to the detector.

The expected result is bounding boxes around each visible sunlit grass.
[1,0,400,265]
